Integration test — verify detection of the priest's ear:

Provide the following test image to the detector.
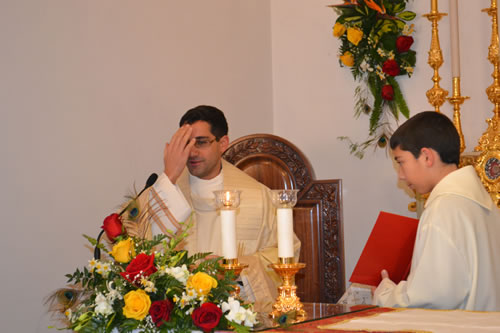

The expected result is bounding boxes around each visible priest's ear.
[219,135,230,152]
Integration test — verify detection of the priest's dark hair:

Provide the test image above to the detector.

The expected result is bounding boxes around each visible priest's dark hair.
[389,111,460,166]
[179,105,229,140]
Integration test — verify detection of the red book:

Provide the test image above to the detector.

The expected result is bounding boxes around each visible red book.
[350,211,419,286]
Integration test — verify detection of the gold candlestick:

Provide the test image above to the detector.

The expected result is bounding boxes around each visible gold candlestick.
[268,260,306,322]
[424,2,449,112]
[447,77,469,153]
[220,258,248,298]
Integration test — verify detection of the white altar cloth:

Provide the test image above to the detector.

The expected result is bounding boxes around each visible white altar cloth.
[319,308,500,333]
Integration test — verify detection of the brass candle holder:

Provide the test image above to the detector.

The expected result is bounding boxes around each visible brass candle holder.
[424,1,449,112]
[268,258,306,322]
[447,77,469,154]
[220,258,248,298]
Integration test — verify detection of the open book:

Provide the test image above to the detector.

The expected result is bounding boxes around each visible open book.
[349,211,419,286]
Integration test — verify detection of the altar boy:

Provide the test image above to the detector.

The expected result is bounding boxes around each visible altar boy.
[373,111,500,311]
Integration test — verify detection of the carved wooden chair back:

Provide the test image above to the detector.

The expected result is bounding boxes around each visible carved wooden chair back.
[222,133,345,303]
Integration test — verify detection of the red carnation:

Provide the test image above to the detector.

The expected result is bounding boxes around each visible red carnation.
[396,35,414,53]
[149,299,174,327]
[382,59,400,76]
[120,253,157,284]
[192,302,222,332]
[102,213,124,242]
[381,84,394,100]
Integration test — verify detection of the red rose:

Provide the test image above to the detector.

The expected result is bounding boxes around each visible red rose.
[381,84,394,100]
[120,253,157,284]
[102,213,124,242]
[396,35,414,53]
[382,59,400,76]
[191,302,222,333]
[149,299,174,327]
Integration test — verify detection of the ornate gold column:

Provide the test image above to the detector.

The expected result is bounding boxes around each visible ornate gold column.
[472,0,500,207]
[424,0,449,112]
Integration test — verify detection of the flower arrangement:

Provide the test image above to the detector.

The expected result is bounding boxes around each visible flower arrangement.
[49,209,257,333]
[330,0,416,158]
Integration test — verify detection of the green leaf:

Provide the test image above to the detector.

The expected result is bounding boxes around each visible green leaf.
[388,77,410,119]
[397,11,416,21]
[344,15,363,22]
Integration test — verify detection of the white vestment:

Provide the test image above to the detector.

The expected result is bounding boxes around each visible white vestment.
[145,160,300,310]
[374,166,500,311]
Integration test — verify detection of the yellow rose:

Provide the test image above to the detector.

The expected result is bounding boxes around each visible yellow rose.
[186,272,218,296]
[122,289,151,320]
[332,22,346,37]
[347,27,363,46]
[340,51,355,67]
[110,238,135,263]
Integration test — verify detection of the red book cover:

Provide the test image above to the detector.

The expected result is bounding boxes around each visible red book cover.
[349,211,419,286]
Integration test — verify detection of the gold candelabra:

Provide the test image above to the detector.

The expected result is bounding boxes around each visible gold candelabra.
[220,259,248,298]
[447,77,469,154]
[268,258,307,322]
[424,1,449,112]
[473,0,500,207]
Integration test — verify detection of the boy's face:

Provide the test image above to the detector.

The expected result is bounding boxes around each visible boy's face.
[392,146,434,195]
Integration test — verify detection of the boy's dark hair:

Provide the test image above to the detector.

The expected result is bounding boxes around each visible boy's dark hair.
[389,111,460,166]
[179,105,228,139]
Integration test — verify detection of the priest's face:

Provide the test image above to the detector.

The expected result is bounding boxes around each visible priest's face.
[186,120,229,180]
[392,146,434,195]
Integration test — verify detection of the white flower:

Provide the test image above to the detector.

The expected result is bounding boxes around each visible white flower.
[165,264,189,285]
[403,24,414,36]
[360,59,373,72]
[88,258,97,272]
[94,293,114,316]
[243,308,258,327]
[106,281,122,302]
[221,297,257,327]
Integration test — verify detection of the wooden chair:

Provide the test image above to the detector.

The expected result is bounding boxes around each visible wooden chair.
[222,134,345,303]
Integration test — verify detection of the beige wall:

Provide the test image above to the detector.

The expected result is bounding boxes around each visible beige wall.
[1,1,272,331]
[0,0,495,331]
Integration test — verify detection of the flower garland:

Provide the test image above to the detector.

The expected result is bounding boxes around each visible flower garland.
[46,194,257,332]
[330,0,416,158]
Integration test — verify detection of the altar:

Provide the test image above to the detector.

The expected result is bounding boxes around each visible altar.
[258,304,500,332]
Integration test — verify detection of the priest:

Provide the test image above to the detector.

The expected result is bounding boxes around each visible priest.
[125,105,300,311]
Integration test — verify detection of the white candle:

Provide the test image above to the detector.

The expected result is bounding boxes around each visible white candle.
[220,210,237,259]
[449,0,461,77]
[277,208,294,258]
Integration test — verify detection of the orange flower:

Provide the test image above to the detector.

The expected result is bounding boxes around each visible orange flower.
[365,0,386,14]
[347,27,363,46]
[340,51,355,67]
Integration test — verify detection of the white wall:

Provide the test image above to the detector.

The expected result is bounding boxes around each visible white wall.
[1,0,496,331]
[1,1,272,331]
[270,0,493,286]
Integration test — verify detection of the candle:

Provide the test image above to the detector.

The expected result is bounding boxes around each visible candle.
[277,208,294,258]
[220,210,237,259]
[449,0,461,77]
[431,0,438,13]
